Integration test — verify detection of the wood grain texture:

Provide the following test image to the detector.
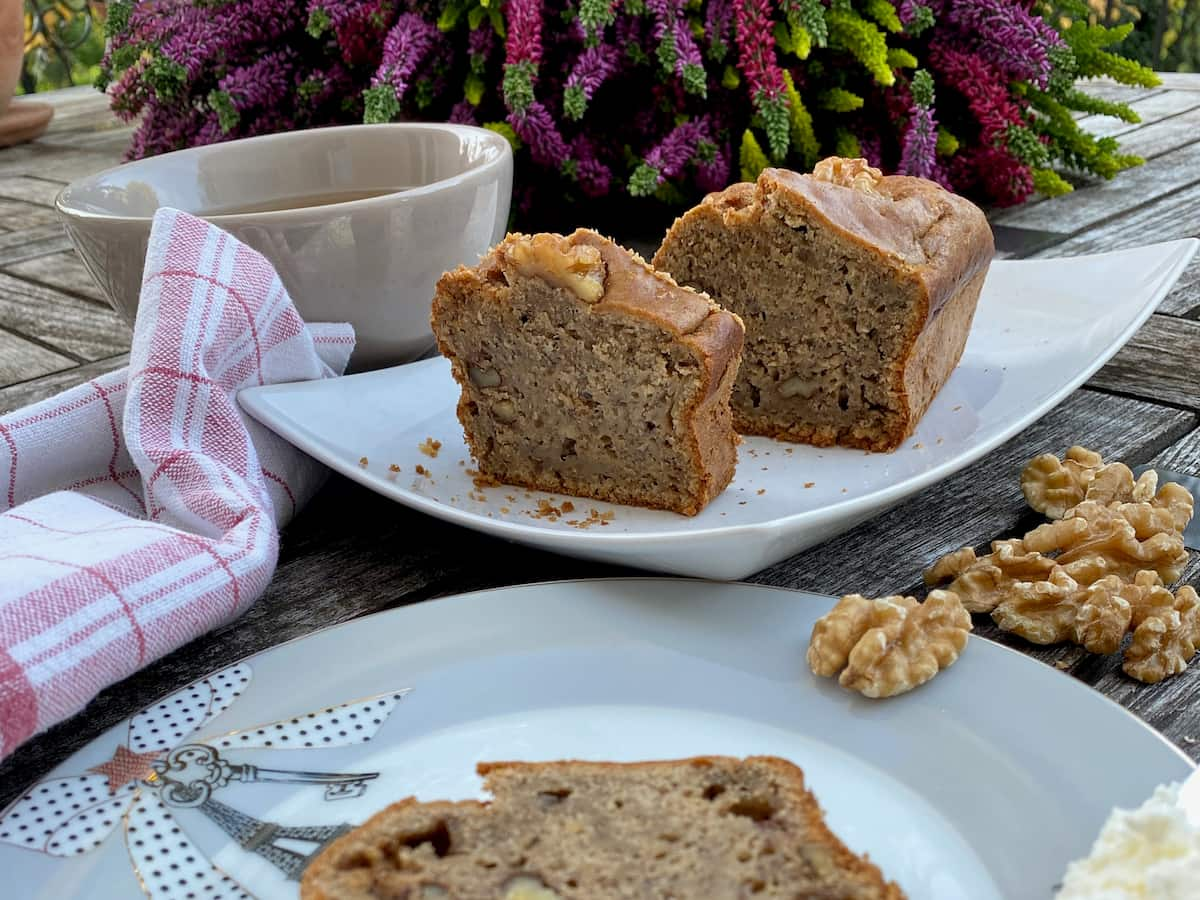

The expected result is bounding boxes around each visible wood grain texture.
[991,141,1200,233]
[1160,256,1200,317]
[0,354,127,414]
[0,198,61,228]
[0,272,130,361]
[1088,314,1200,410]
[0,223,73,266]
[0,328,75,386]
[3,250,107,303]
[1075,88,1200,139]
[1117,107,1200,160]
[0,175,66,207]
[1031,179,1200,258]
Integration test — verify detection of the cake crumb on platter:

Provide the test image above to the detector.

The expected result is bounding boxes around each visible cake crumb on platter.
[415,464,430,478]
[419,437,442,458]
[757,489,766,495]
[358,456,368,467]
[804,482,815,488]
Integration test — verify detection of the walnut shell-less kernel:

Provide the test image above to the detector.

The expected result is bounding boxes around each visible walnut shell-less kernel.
[507,234,606,303]
[924,540,1056,613]
[778,375,820,399]
[811,157,883,193]
[990,570,1133,654]
[1123,586,1200,684]
[492,399,517,423]
[468,365,501,388]
[807,591,971,699]
[1020,446,1184,522]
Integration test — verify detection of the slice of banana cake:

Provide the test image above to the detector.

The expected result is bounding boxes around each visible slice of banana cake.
[301,756,906,899]
[653,158,993,452]
[431,229,744,516]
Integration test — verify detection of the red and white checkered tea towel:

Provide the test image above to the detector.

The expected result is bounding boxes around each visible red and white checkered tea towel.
[0,208,355,761]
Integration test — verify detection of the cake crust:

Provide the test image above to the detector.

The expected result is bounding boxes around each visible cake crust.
[432,229,744,516]
[653,162,993,452]
[300,756,906,900]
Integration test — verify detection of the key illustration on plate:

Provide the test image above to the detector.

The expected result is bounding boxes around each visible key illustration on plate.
[0,663,412,898]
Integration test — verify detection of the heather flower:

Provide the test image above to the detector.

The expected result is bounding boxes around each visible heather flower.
[928,42,1025,144]
[564,45,618,120]
[705,0,733,61]
[942,0,1062,89]
[511,101,571,168]
[572,136,614,196]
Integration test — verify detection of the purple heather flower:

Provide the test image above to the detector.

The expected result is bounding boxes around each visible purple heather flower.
[646,117,712,179]
[219,49,298,113]
[696,143,732,193]
[372,13,440,100]
[943,0,1061,89]
[899,103,938,179]
[564,45,618,118]
[449,100,478,125]
[510,101,571,167]
[705,0,733,59]
[572,136,613,197]
[856,132,883,168]
[468,24,496,61]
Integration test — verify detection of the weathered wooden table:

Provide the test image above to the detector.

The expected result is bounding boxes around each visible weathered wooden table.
[2,78,1200,804]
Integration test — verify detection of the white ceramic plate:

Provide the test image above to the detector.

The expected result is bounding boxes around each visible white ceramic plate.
[0,579,1189,899]
[240,240,1199,580]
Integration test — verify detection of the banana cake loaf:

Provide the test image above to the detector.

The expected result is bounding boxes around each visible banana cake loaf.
[652,158,994,452]
[300,756,905,899]
[431,229,744,516]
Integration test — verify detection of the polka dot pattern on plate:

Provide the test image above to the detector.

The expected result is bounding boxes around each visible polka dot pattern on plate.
[213,689,410,751]
[0,776,135,856]
[128,665,251,754]
[125,793,252,900]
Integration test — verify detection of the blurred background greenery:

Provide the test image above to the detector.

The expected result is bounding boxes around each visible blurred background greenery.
[12,0,1200,96]
[17,0,107,94]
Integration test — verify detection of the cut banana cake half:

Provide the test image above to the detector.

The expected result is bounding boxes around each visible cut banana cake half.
[653,158,994,452]
[431,229,744,516]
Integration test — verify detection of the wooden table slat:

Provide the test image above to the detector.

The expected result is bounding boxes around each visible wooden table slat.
[0,272,130,362]
[0,354,128,415]
[3,250,108,304]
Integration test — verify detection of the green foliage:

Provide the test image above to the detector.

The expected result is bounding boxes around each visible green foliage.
[887,48,918,69]
[935,126,959,156]
[1006,123,1051,168]
[909,68,934,107]
[1026,88,1142,179]
[657,30,677,74]
[721,65,740,89]
[788,0,828,48]
[628,163,662,196]
[465,72,486,105]
[502,60,537,114]
[306,7,332,38]
[827,8,895,86]
[483,121,522,150]
[363,85,402,123]
[145,55,188,102]
[739,129,771,181]
[904,3,934,36]
[834,128,861,159]
[1058,88,1140,123]
[682,62,708,96]
[783,71,819,168]
[208,90,240,133]
[1032,168,1074,197]
[757,92,791,160]
[863,0,902,33]
[819,87,864,111]
[563,84,587,119]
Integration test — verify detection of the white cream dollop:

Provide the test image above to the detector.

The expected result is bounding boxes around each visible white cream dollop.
[1057,783,1200,900]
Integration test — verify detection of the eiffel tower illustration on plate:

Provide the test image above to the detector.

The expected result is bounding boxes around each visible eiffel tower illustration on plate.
[0,663,412,899]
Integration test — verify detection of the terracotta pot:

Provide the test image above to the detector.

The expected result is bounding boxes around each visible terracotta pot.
[0,0,23,118]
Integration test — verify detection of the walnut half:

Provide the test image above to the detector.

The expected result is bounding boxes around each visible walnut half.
[811,157,883,194]
[807,591,971,698]
[505,233,606,303]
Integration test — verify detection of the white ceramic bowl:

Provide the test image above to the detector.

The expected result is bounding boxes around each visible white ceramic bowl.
[56,123,513,369]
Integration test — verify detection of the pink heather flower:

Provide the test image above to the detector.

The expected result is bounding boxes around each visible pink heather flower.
[511,101,570,167]
[308,0,386,67]
[505,0,544,66]
[944,0,1061,89]
[735,0,785,100]
[928,43,1024,144]
[899,103,938,179]
[372,13,440,99]
[953,144,1033,206]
